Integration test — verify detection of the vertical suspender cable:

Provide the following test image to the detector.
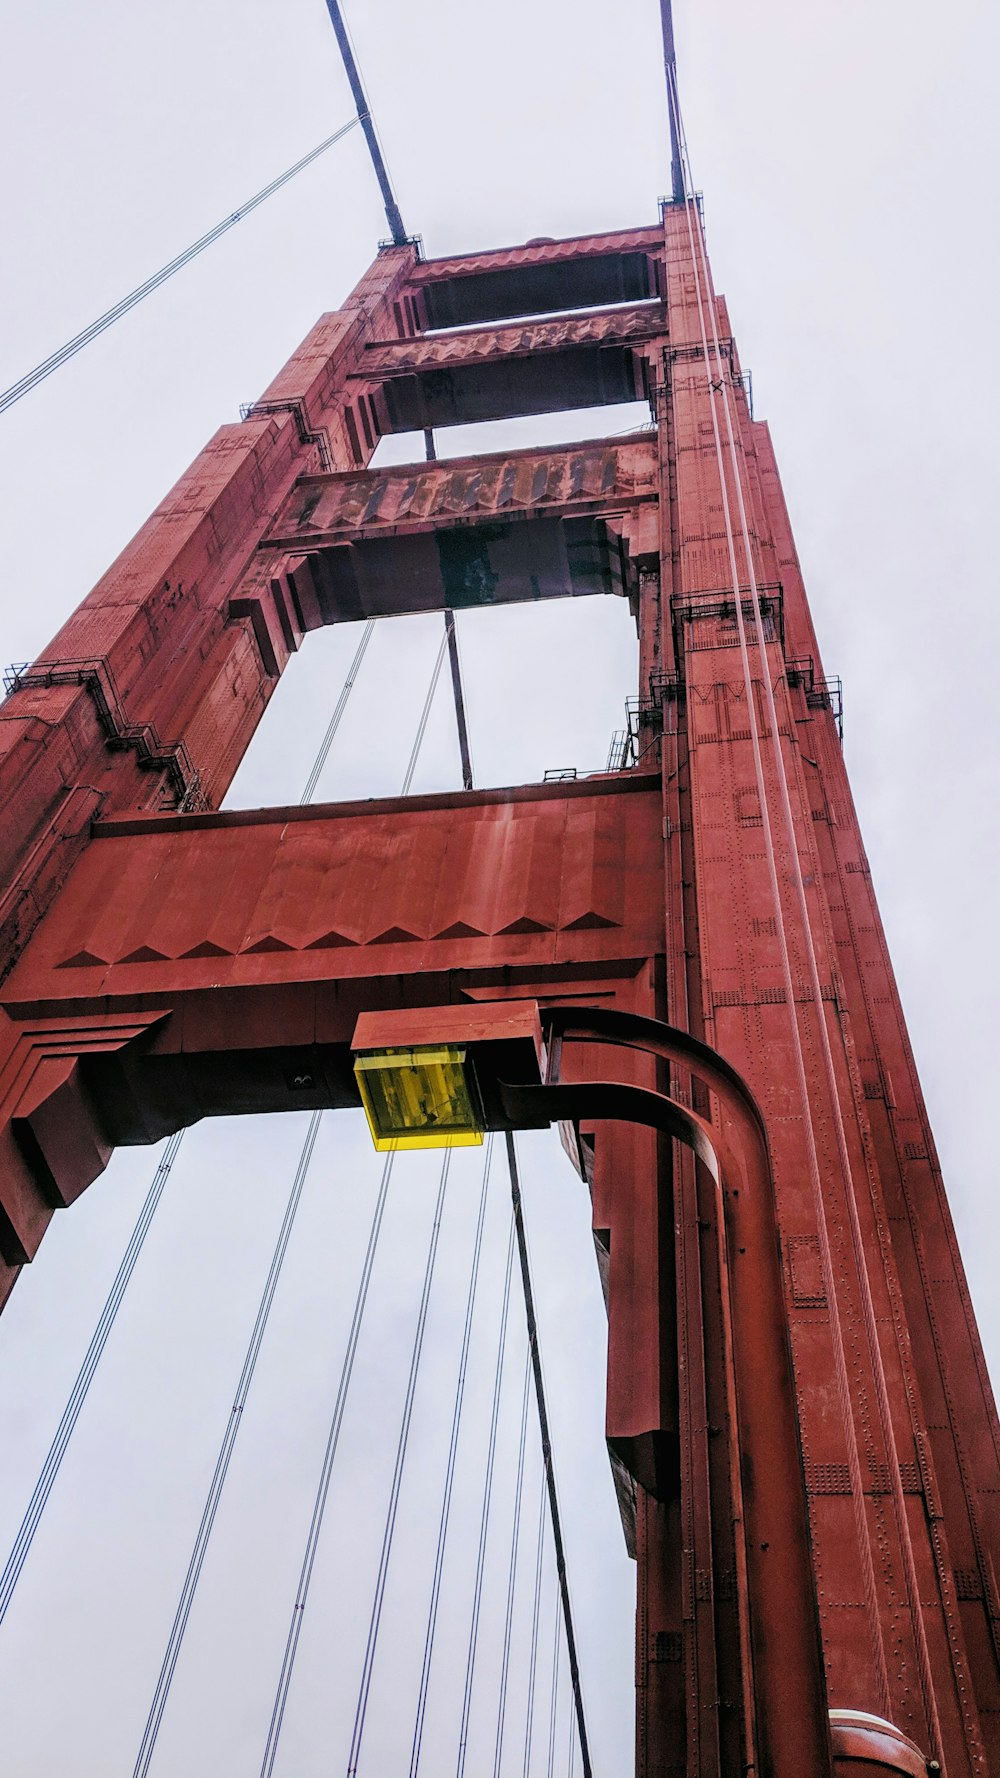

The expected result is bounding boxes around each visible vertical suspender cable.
[132,610,378,1773]
[2,596,377,1648]
[493,1351,533,1778]
[521,1471,548,1778]
[299,620,376,804]
[409,1137,495,1778]
[400,630,449,795]
[545,1591,561,1778]
[444,610,475,791]
[257,1153,396,1778]
[667,66,948,1766]
[345,1151,453,1776]
[505,1135,592,1778]
[0,1131,184,1627]
[133,1114,325,1778]
[456,1214,518,1778]
[257,611,460,1778]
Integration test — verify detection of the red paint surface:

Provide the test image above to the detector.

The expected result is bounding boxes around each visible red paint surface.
[0,211,997,1778]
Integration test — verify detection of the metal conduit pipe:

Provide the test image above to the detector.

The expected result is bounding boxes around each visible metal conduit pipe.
[494,1004,835,1778]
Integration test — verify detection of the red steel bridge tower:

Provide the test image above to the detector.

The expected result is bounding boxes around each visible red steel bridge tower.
[0,112,998,1778]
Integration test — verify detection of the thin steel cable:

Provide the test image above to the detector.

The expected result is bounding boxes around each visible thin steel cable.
[505,1135,591,1778]
[0,119,360,417]
[345,1151,453,1776]
[409,1137,495,1778]
[456,1213,518,1778]
[299,620,376,804]
[2,585,370,1684]
[133,1113,324,1778]
[133,613,380,1772]
[260,609,450,1778]
[567,1706,576,1778]
[669,67,949,1763]
[521,1471,548,1778]
[493,1350,533,1778]
[545,1591,561,1778]
[258,1151,396,1778]
[0,1131,184,1627]
[401,630,449,795]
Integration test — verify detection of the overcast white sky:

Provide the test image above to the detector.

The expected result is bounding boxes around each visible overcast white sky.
[0,1,998,1773]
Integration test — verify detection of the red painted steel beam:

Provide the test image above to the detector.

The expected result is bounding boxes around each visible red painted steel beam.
[261,437,659,548]
[411,229,663,327]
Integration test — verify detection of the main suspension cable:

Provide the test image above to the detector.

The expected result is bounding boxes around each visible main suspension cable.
[322,1,407,245]
[0,119,360,418]
[325,0,479,800]
[345,1151,453,1776]
[0,1131,184,1627]
[492,1350,533,1778]
[456,1214,518,1778]
[409,1138,495,1778]
[506,1134,592,1778]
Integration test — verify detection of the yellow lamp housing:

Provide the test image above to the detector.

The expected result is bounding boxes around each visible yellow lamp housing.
[351,1002,547,1152]
[353,1045,485,1151]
